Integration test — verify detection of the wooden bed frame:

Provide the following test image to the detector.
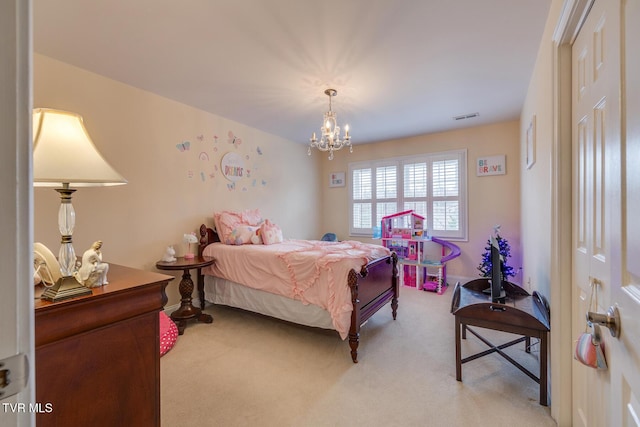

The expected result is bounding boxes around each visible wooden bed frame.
[197,224,399,363]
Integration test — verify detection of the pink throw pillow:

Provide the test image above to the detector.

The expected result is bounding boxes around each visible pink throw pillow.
[214,209,263,244]
[214,211,242,243]
[241,208,263,226]
[260,219,283,245]
[228,225,260,245]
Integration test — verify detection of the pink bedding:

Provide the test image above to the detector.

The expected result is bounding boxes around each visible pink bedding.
[202,240,391,339]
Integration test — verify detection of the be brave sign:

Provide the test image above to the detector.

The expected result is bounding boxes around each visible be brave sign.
[476,155,506,176]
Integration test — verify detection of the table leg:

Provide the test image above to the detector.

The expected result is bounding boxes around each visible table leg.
[540,332,548,406]
[170,268,213,334]
[197,267,205,310]
[455,317,462,381]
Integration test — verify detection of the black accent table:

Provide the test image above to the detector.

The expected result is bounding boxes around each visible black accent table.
[451,279,551,405]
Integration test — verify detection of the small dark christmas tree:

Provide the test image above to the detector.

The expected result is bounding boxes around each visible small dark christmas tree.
[478,226,516,279]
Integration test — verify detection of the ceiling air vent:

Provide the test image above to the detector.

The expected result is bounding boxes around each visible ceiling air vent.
[453,112,479,121]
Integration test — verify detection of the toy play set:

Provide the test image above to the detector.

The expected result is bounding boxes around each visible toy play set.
[380,210,461,294]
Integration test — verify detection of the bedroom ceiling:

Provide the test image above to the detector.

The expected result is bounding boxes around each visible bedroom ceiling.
[33,0,551,145]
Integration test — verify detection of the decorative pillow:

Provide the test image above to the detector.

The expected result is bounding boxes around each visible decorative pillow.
[214,211,242,243]
[241,208,263,226]
[260,219,283,245]
[214,209,264,244]
[227,225,260,245]
[159,311,178,356]
[251,229,263,245]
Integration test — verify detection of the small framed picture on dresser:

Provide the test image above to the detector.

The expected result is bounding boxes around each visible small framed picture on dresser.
[329,172,345,187]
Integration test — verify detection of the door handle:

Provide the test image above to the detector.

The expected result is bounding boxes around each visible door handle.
[587,306,620,338]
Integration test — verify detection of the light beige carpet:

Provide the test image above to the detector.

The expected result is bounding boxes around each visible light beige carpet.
[161,285,557,427]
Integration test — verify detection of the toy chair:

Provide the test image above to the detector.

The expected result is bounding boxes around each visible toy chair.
[421,237,461,294]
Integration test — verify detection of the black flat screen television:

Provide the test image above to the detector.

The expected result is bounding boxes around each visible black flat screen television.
[490,236,506,304]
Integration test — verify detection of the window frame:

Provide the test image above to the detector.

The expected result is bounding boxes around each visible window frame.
[348,149,468,241]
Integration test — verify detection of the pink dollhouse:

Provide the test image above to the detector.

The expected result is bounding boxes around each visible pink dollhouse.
[380,210,461,294]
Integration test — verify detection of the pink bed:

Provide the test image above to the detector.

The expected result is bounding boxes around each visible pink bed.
[197,224,399,362]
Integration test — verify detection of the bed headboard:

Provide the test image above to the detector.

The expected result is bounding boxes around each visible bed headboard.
[198,224,220,256]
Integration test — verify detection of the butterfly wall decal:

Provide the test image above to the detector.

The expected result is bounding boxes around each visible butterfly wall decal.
[227,131,242,148]
[176,141,190,152]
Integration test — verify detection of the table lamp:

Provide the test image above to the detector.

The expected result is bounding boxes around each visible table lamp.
[33,108,127,302]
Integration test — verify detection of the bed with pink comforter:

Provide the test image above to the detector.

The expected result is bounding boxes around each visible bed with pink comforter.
[197,225,399,363]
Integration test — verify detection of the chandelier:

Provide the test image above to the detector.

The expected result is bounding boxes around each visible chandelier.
[308,88,352,160]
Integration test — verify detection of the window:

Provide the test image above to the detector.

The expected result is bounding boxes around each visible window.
[352,168,372,229]
[375,163,398,227]
[349,150,467,240]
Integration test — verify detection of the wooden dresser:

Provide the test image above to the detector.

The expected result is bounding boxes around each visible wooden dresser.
[34,263,173,427]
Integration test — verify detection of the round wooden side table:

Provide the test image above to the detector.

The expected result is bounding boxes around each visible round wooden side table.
[156,255,214,334]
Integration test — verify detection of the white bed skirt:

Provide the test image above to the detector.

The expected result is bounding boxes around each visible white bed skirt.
[203,275,335,331]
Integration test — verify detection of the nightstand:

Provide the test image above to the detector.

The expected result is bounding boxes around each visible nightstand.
[34,263,173,427]
[156,255,214,334]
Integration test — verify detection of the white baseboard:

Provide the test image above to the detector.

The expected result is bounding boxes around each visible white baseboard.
[446,275,476,287]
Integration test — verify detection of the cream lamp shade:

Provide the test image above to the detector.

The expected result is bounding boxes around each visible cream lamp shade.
[33,108,127,187]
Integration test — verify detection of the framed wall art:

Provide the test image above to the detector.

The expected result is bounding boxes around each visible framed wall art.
[329,172,345,187]
[526,115,536,169]
[476,155,506,176]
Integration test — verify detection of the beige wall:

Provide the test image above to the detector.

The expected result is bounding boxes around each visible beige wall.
[33,54,322,306]
[519,1,559,300]
[520,1,569,424]
[318,120,522,283]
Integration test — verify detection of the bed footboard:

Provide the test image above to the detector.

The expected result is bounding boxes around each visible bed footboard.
[348,252,399,363]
